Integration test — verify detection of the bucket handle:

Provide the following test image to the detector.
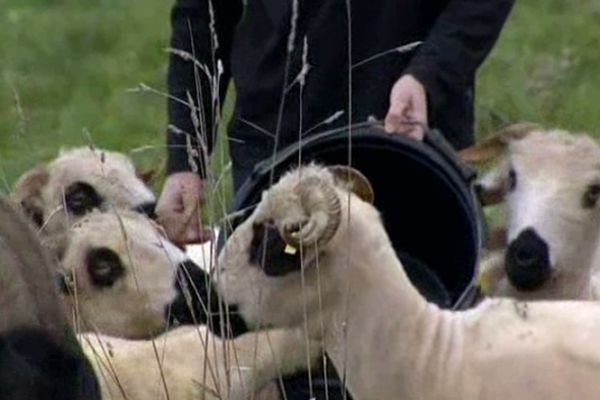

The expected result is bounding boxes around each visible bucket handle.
[357,119,478,184]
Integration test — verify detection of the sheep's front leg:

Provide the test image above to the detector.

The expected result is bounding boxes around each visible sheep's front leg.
[220,327,321,400]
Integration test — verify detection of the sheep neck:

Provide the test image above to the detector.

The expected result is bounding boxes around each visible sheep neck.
[320,199,457,398]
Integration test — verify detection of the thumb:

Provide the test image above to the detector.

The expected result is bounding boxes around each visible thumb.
[384,99,409,133]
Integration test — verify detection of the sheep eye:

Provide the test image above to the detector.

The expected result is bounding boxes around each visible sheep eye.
[65,182,102,216]
[508,168,517,192]
[582,183,600,209]
[86,247,125,288]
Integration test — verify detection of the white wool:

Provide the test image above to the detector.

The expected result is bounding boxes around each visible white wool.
[79,325,319,400]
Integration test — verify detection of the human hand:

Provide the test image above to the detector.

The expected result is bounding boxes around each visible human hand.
[384,74,428,140]
[155,172,212,246]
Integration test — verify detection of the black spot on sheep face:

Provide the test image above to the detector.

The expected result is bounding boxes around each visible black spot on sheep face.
[85,247,125,288]
[249,220,303,276]
[505,228,551,291]
[133,201,157,219]
[64,182,103,216]
[169,260,248,338]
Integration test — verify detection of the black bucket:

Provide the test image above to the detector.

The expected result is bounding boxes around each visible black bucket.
[217,122,484,310]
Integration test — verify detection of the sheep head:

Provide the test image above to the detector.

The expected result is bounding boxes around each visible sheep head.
[250,164,372,274]
[12,146,156,259]
[58,210,244,339]
[214,163,373,329]
[471,125,600,296]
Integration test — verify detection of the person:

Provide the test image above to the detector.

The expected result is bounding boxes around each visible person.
[156,0,515,398]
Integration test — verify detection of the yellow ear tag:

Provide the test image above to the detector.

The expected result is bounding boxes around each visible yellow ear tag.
[284,244,298,255]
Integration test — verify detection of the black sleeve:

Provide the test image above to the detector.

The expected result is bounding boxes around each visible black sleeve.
[405,0,515,111]
[165,0,243,179]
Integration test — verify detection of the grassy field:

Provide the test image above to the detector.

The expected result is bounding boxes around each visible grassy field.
[1,0,600,208]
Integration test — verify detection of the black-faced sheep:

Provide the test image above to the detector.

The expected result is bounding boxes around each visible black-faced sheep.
[12,146,157,258]
[79,325,319,400]
[214,163,600,400]
[461,123,600,300]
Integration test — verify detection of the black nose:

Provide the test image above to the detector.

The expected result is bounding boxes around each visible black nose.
[505,228,551,291]
[167,261,248,338]
[133,202,157,219]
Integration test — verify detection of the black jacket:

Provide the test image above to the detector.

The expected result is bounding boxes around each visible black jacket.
[165,0,514,189]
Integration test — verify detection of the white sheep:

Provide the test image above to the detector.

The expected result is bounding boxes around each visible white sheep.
[460,123,600,300]
[79,325,319,400]
[12,146,156,258]
[214,162,600,400]
[58,210,242,339]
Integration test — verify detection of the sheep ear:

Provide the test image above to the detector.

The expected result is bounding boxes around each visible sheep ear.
[12,165,49,227]
[328,166,374,204]
[458,122,541,164]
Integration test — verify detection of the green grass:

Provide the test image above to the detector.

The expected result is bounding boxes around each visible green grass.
[1,0,599,217]
[475,0,600,136]
[0,0,235,216]
[0,0,171,190]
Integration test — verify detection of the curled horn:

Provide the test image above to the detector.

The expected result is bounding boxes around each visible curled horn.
[328,165,374,204]
[280,176,342,249]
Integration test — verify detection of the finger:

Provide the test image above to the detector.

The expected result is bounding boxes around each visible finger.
[411,97,428,129]
[405,123,425,141]
[158,212,186,244]
[384,114,401,133]
[385,99,409,130]
[180,190,214,245]
[385,113,416,136]
[155,191,182,227]
[183,207,202,243]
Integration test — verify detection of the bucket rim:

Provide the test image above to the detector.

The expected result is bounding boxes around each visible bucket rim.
[222,123,485,309]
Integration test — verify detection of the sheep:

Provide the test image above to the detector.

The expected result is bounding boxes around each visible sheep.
[460,123,600,300]
[58,209,247,339]
[0,194,102,400]
[0,194,320,400]
[213,162,600,400]
[79,325,319,400]
[11,146,157,258]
